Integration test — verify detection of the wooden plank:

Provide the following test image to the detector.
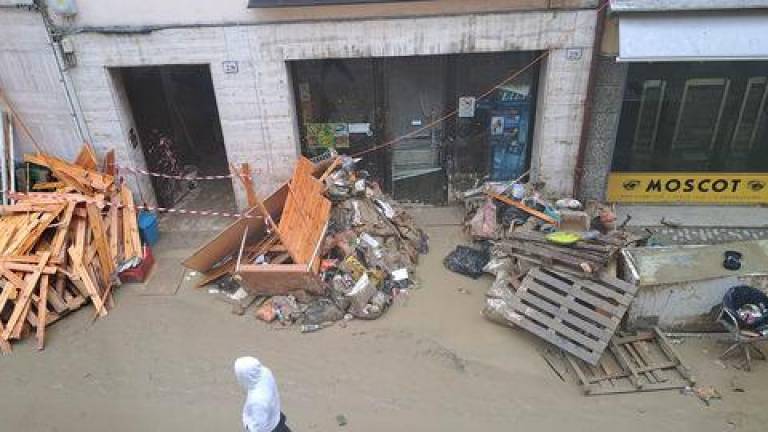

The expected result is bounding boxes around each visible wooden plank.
[509,308,601,365]
[120,185,141,260]
[240,163,258,208]
[108,194,120,262]
[86,202,113,283]
[508,296,606,352]
[237,264,324,296]
[515,291,614,341]
[509,267,637,365]
[487,191,558,225]
[36,274,49,350]
[31,181,65,191]
[103,149,116,176]
[576,278,637,305]
[529,269,626,318]
[50,201,76,258]
[0,266,26,293]
[74,143,99,171]
[278,157,331,265]
[1,252,50,340]
[44,280,69,314]
[182,158,334,273]
[68,247,107,317]
[2,263,58,275]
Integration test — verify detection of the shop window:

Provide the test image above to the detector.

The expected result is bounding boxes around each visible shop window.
[289,52,538,203]
[613,61,768,173]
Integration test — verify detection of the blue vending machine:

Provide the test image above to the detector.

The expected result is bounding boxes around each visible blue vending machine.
[485,84,532,181]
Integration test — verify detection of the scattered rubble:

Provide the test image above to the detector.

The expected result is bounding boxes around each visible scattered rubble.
[0,145,144,353]
[186,156,428,330]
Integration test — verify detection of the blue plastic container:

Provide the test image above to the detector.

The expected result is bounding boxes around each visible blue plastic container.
[137,210,159,246]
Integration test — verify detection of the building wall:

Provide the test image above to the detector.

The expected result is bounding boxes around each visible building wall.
[0,6,82,160]
[65,9,597,207]
[50,0,598,27]
[578,56,627,202]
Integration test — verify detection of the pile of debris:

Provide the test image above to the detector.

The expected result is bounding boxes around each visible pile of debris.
[185,156,427,330]
[0,145,143,353]
[449,180,699,394]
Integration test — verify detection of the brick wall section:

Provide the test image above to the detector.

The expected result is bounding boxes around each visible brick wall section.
[65,9,596,208]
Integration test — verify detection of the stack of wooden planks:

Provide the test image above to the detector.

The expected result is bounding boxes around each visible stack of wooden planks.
[0,144,141,354]
[493,231,620,275]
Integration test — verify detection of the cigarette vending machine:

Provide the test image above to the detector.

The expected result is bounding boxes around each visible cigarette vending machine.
[482,84,532,181]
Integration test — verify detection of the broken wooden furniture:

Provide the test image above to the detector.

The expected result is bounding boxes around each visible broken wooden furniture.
[184,157,335,296]
[565,328,695,395]
[0,144,141,353]
[507,267,638,365]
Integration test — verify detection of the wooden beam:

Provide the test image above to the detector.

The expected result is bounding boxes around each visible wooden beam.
[36,274,49,350]
[487,191,558,226]
[1,252,50,340]
[68,247,107,317]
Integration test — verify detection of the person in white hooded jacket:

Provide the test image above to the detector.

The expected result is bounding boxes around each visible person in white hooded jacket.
[234,357,292,432]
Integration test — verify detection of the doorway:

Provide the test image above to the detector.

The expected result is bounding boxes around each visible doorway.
[114,65,234,211]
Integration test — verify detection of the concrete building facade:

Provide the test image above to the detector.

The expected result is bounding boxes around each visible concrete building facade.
[0,0,599,209]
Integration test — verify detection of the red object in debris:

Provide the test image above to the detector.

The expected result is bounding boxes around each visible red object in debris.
[320,259,338,272]
[119,245,155,283]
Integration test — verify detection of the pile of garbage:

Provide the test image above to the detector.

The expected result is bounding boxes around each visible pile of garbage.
[256,160,428,328]
[447,179,644,348]
[190,156,428,331]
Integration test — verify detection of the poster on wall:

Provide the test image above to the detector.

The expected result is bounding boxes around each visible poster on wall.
[306,123,350,149]
[458,97,476,118]
[490,117,505,136]
[607,172,768,204]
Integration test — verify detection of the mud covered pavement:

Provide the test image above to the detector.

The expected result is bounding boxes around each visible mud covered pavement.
[0,207,767,432]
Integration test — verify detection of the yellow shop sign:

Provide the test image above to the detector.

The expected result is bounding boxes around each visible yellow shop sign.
[607,172,768,204]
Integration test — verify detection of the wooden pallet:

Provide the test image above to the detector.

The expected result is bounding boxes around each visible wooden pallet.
[508,267,638,365]
[565,328,695,395]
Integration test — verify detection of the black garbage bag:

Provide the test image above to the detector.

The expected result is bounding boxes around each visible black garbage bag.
[500,205,529,226]
[443,245,490,279]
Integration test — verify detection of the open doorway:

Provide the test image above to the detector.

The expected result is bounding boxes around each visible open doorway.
[113,65,234,212]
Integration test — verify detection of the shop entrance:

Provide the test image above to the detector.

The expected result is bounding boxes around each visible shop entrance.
[112,65,234,210]
[290,52,539,204]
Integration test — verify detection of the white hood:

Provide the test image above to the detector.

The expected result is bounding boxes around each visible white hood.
[234,357,281,432]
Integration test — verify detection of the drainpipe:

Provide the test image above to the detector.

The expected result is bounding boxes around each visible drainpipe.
[573,4,608,200]
[36,1,92,145]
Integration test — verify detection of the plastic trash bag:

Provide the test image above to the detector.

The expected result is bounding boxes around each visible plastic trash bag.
[443,246,490,279]
[469,199,498,239]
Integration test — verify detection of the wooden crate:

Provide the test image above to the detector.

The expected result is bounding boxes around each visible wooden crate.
[509,267,638,365]
[565,328,695,395]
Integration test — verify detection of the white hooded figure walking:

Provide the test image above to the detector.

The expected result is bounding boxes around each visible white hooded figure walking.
[234,357,291,432]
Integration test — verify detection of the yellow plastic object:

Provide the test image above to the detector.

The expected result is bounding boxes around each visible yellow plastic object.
[545,231,581,245]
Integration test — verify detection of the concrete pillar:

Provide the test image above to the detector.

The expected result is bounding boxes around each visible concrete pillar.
[531,47,594,198]
[578,57,628,202]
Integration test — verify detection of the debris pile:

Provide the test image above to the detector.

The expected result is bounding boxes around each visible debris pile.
[187,156,427,329]
[0,145,142,353]
[452,180,701,394]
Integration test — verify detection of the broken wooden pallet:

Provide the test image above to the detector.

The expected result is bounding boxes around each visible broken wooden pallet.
[564,328,695,395]
[0,144,142,353]
[507,267,638,365]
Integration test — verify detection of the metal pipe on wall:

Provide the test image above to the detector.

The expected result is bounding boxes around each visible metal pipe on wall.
[1,112,7,205]
[38,6,93,146]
